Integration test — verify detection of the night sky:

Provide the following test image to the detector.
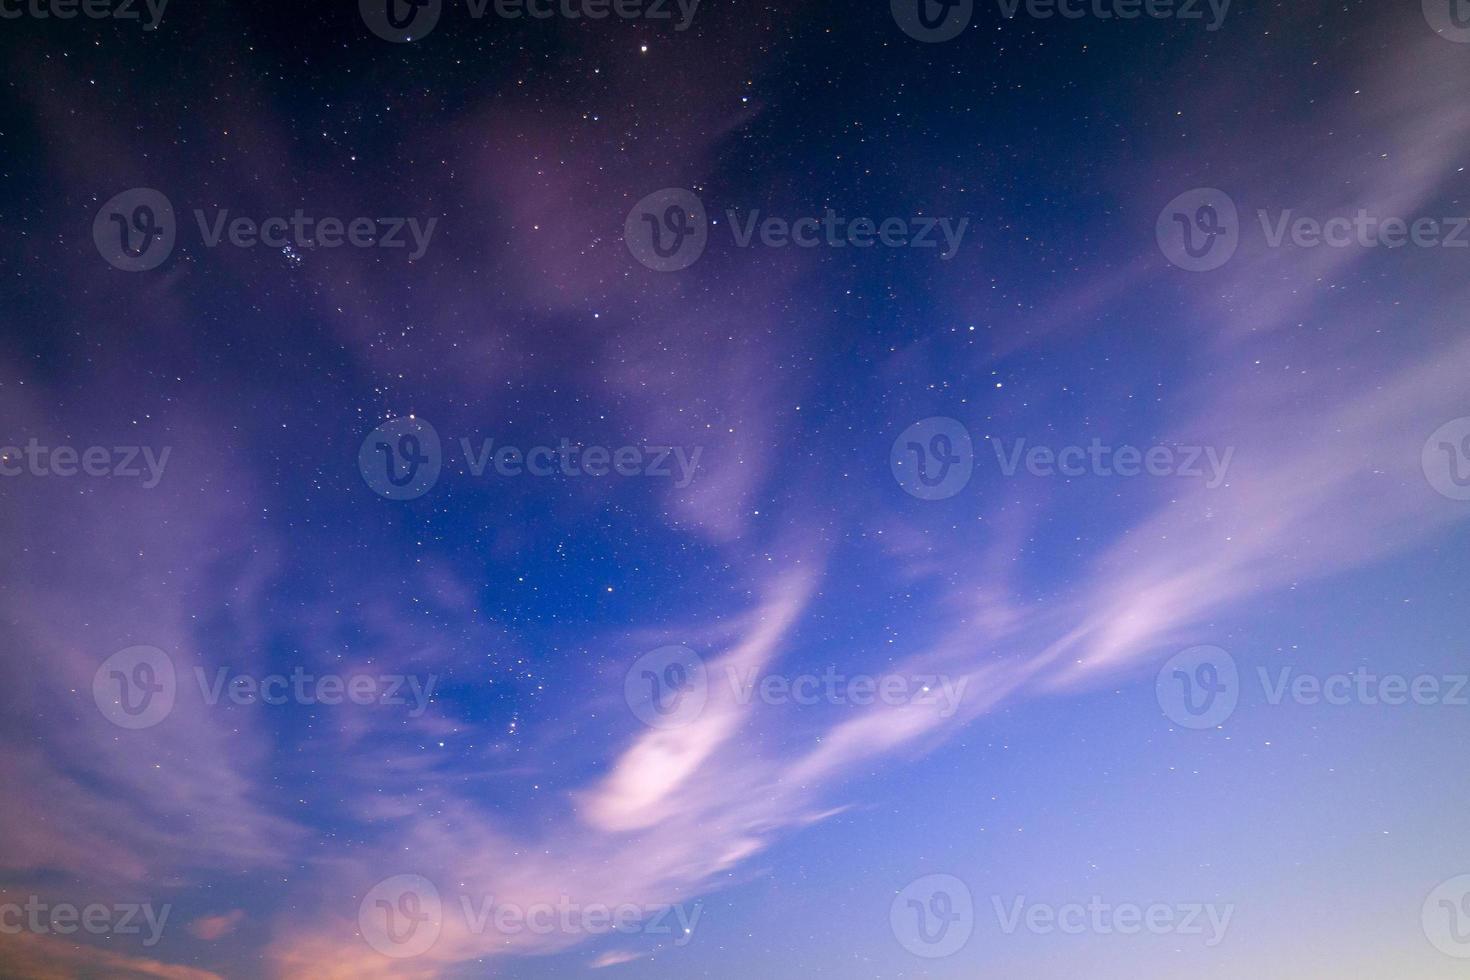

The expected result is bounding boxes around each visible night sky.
[3,0,1470,977]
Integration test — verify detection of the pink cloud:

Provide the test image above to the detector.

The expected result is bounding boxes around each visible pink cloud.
[188,910,246,941]
[0,931,224,980]
[590,949,642,968]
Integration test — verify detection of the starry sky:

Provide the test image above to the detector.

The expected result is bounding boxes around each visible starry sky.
[3,1,1470,977]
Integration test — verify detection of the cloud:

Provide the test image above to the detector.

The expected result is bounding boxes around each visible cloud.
[590,949,642,968]
[0,373,303,889]
[188,910,246,941]
[0,931,224,980]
